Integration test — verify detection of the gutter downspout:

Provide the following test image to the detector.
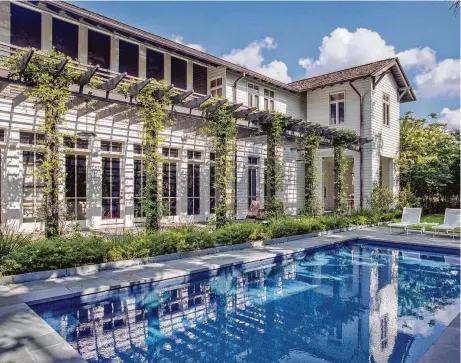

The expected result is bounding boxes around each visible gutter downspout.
[233,72,245,219]
[349,81,364,209]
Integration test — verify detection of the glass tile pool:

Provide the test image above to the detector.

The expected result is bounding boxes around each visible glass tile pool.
[31,241,460,363]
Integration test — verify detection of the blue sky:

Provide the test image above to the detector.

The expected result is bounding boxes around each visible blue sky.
[78,1,460,128]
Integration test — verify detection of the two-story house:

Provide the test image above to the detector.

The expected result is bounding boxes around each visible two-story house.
[0,1,415,231]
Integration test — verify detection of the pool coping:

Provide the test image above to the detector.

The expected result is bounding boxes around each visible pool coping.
[0,226,459,363]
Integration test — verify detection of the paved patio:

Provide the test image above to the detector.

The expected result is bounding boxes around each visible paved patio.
[0,226,459,363]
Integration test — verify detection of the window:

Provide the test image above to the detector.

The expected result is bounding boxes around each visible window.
[248,157,259,166]
[210,77,223,97]
[64,136,88,150]
[210,164,216,214]
[264,89,275,111]
[65,155,87,220]
[146,49,164,80]
[162,162,177,216]
[20,132,44,145]
[133,144,143,155]
[11,4,41,49]
[383,93,390,126]
[187,150,202,160]
[162,148,179,158]
[248,167,258,207]
[22,150,43,222]
[134,159,146,218]
[102,157,121,219]
[329,92,345,125]
[380,315,389,350]
[248,83,260,109]
[88,30,111,70]
[171,57,187,90]
[119,40,139,77]
[193,64,208,95]
[52,18,78,60]
[210,152,216,161]
[0,129,5,142]
[187,164,200,215]
[101,141,123,153]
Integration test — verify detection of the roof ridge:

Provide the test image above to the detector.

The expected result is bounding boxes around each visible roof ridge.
[289,57,397,85]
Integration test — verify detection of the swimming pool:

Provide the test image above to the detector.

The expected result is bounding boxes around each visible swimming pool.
[31,240,460,363]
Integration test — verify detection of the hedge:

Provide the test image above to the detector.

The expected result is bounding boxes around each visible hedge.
[0,211,397,275]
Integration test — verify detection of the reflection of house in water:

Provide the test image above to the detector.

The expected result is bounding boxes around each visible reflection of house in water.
[51,246,457,363]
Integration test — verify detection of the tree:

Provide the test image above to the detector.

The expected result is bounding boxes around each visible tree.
[399,112,460,208]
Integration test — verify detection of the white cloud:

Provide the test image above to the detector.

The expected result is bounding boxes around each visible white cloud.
[171,35,206,52]
[415,59,460,98]
[298,27,459,98]
[222,37,292,83]
[439,107,460,130]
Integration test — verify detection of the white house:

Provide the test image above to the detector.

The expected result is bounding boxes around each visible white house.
[0,1,416,231]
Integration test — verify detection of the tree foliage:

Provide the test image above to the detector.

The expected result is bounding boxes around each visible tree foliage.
[399,112,460,208]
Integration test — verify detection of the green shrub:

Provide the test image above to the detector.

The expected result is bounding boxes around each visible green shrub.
[213,223,269,245]
[369,184,395,212]
[185,229,215,250]
[0,224,31,264]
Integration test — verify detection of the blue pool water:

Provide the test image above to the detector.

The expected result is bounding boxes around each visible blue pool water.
[31,241,460,363]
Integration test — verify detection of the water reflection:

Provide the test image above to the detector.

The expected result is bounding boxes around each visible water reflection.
[33,244,460,363]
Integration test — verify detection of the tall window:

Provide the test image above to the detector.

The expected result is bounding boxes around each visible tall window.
[134,159,146,218]
[210,154,216,213]
[21,132,44,223]
[187,164,200,215]
[171,57,187,90]
[380,315,389,350]
[102,157,121,219]
[52,18,78,60]
[146,49,164,80]
[22,150,43,222]
[65,155,87,220]
[248,83,260,109]
[11,3,41,49]
[248,157,259,207]
[264,89,275,111]
[329,92,345,125]
[162,163,177,216]
[210,77,223,97]
[383,93,390,126]
[88,30,111,70]
[119,40,139,77]
[193,64,208,95]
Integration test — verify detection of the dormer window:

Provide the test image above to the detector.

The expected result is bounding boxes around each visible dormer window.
[329,92,345,125]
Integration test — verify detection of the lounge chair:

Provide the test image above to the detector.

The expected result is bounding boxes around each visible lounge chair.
[433,208,460,239]
[388,207,422,235]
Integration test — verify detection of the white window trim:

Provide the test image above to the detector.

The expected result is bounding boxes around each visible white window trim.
[209,76,223,97]
[329,91,346,125]
[247,82,261,110]
[263,88,275,112]
[100,140,124,156]
[383,92,390,127]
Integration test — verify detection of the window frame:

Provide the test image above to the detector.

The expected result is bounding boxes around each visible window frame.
[263,88,275,112]
[329,91,346,125]
[248,167,258,208]
[209,76,223,98]
[22,149,44,223]
[133,158,146,219]
[187,163,201,215]
[65,154,87,221]
[162,162,177,216]
[102,156,122,220]
[248,83,261,110]
[187,150,202,161]
[382,92,390,127]
[100,140,124,154]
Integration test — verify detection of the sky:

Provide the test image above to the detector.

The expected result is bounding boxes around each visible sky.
[77,1,460,129]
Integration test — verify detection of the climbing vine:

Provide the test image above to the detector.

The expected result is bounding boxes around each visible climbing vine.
[201,103,236,228]
[134,81,173,231]
[5,49,80,237]
[331,129,359,213]
[298,126,323,216]
[264,113,289,219]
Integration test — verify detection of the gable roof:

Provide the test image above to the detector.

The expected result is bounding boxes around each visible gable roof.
[289,58,416,102]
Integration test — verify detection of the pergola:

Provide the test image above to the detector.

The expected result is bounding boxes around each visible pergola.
[0,42,371,214]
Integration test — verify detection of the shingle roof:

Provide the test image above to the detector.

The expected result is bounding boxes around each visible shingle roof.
[289,58,397,91]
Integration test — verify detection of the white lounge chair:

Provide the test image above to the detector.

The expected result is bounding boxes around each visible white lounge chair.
[388,207,422,235]
[433,208,460,239]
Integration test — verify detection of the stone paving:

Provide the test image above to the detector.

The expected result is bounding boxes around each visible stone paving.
[0,226,459,362]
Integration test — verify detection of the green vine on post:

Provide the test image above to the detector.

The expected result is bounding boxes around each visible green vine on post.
[264,112,289,219]
[134,81,173,231]
[298,126,323,216]
[201,103,236,228]
[331,129,359,214]
[5,49,80,237]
